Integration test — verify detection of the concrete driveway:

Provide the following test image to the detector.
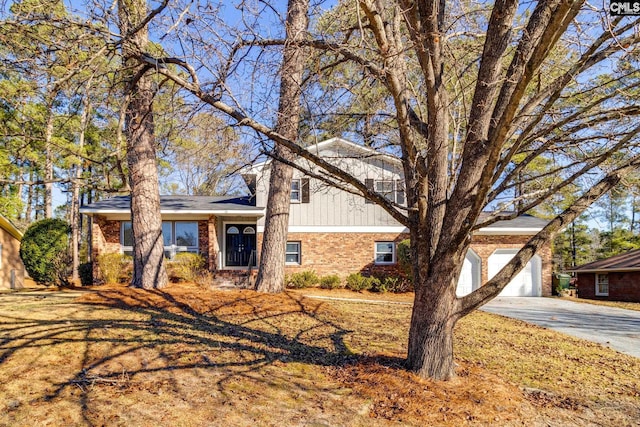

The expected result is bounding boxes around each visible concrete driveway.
[482,297,640,358]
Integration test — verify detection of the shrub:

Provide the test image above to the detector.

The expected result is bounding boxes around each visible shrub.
[97,253,132,284]
[285,270,320,289]
[319,274,342,289]
[20,218,71,286]
[168,252,206,283]
[345,273,371,292]
[78,262,93,286]
[368,276,386,293]
[397,239,412,277]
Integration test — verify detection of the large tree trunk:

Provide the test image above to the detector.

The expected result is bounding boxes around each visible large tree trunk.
[71,81,92,282]
[254,0,309,293]
[118,0,168,289]
[44,105,54,218]
[406,234,465,380]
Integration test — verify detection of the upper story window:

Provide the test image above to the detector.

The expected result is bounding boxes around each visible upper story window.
[290,178,310,204]
[121,221,199,259]
[595,273,609,296]
[372,180,405,205]
[290,179,301,203]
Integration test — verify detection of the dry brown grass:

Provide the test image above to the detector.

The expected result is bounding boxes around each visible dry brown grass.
[0,284,638,426]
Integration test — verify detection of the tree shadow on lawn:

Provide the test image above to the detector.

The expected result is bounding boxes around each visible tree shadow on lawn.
[0,285,406,426]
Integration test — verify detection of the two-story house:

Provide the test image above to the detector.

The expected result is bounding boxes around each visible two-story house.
[81,137,552,296]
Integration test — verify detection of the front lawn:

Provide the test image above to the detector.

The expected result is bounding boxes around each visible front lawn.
[0,284,637,426]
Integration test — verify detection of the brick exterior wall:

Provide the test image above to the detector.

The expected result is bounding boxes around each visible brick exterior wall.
[269,232,410,278]
[90,216,551,295]
[470,234,553,296]
[576,272,640,302]
[91,216,218,283]
[256,231,552,296]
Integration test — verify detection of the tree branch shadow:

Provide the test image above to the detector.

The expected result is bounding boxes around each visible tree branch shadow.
[0,286,400,426]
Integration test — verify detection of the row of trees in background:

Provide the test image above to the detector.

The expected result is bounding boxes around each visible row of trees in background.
[0,0,250,280]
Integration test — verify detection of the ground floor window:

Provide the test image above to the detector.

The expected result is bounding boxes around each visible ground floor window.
[374,241,395,264]
[595,273,609,296]
[121,221,199,258]
[286,241,301,265]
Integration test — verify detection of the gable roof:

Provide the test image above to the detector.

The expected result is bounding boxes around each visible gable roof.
[570,249,640,273]
[476,213,548,234]
[0,214,23,241]
[247,137,402,174]
[80,195,264,216]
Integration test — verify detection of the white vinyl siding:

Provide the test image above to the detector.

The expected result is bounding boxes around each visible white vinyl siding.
[595,273,609,296]
[255,143,405,228]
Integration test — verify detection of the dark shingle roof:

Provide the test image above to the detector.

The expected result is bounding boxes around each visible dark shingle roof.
[571,249,640,272]
[80,195,262,214]
[478,213,548,229]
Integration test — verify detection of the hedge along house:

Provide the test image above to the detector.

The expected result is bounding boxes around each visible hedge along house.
[81,137,552,295]
[570,249,640,302]
[0,214,25,289]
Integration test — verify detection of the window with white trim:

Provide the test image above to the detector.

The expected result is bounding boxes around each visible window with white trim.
[290,179,301,203]
[374,242,395,264]
[121,221,199,259]
[595,273,609,296]
[375,180,405,205]
[285,241,301,265]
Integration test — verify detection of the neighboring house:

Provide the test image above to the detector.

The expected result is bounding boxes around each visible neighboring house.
[0,214,25,289]
[80,137,552,296]
[571,249,640,302]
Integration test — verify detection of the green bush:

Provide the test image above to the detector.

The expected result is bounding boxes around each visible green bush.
[97,253,132,284]
[345,273,371,292]
[319,274,342,289]
[168,252,206,283]
[397,239,412,276]
[20,218,71,286]
[285,270,320,289]
[78,262,94,286]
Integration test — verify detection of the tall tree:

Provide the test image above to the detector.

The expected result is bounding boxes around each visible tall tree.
[117,0,168,289]
[255,0,310,293]
[137,0,640,379]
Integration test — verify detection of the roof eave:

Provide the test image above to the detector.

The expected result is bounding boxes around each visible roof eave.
[569,267,640,273]
[475,227,543,235]
[0,215,23,240]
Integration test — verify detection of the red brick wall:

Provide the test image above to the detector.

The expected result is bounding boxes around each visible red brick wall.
[255,231,552,295]
[577,272,640,302]
[274,232,409,278]
[470,234,552,296]
[91,217,217,281]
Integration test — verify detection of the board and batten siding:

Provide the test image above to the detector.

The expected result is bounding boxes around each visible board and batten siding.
[254,146,404,228]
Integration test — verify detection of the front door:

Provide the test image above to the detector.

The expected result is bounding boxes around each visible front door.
[225,224,257,267]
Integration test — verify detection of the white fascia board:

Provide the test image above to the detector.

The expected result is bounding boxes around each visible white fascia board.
[569,267,640,273]
[80,209,265,217]
[257,225,409,233]
[475,227,543,235]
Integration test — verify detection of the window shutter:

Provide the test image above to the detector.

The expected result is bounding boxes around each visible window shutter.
[365,178,374,204]
[301,177,310,203]
[396,179,405,205]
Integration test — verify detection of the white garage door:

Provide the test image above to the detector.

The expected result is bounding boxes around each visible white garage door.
[456,249,481,297]
[488,249,542,297]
